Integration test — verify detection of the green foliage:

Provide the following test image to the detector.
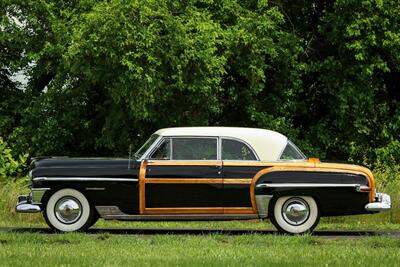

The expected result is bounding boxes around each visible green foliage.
[0,138,28,181]
[0,0,399,167]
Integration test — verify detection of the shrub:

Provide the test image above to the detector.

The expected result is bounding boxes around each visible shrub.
[0,137,28,182]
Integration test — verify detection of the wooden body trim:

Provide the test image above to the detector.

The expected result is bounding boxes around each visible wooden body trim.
[139,160,375,215]
[143,207,254,215]
[249,165,375,213]
[144,178,252,184]
[147,160,222,166]
[139,160,147,214]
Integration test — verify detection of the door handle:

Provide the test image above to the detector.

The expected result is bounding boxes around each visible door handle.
[209,165,222,169]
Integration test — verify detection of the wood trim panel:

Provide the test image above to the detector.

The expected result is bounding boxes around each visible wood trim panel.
[144,207,224,214]
[223,179,252,184]
[143,207,255,214]
[224,207,255,214]
[144,178,252,184]
[223,161,316,167]
[147,161,222,166]
[139,160,147,214]
[145,178,223,184]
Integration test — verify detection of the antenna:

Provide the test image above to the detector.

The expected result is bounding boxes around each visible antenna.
[128,144,132,169]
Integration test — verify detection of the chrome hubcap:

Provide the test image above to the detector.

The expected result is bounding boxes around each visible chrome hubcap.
[282,198,310,225]
[55,197,82,224]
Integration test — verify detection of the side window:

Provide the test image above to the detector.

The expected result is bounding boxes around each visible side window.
[222,139,257,160]
[150,138,171,160]
[172,138,217,160]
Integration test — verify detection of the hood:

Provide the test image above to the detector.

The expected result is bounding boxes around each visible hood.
[30,157,138,179]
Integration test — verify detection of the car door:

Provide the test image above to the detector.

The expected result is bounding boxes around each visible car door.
[221,138,264,214]
[140,136,223,214]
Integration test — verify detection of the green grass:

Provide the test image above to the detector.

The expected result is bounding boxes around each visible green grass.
[0,232,400,266]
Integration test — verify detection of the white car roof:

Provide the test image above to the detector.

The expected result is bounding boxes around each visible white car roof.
[154,127,288,161]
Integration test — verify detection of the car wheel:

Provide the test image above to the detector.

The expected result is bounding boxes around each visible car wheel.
[270,196,320,234]
[43,188,94,232]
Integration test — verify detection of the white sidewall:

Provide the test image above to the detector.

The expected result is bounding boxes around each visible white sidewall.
[273,196,318,234]
[46,188,91,232]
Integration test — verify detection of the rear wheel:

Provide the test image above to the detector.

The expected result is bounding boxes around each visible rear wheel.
[270,196,320,234]
[43,188,95,232]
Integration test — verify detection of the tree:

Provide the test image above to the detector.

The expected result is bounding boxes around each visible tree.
[1,0,399,167]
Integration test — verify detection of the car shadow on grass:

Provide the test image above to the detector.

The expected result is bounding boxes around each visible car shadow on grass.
[1,227,399,238]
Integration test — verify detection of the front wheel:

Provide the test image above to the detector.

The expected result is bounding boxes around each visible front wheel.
[43,188,95,232]
[270,196,320,234]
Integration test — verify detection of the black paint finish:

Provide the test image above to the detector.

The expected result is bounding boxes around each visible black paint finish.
[145,163,222,208]
[222,165,263,207]
[222,165,265,179]
[29,157,374,218]
[146,184,223,207]
[223,184,252,207]
[31,158,139,178]
[256,171,369,186]
[254,171,371,216]
[146,164,222,179]
[31,157,140,215]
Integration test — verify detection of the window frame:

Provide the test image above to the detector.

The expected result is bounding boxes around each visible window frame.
[145,135,260,161]
[148,137,172,160]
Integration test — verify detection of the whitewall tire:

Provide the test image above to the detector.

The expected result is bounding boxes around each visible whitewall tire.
[270,196,320,234]
[44,188,94,232]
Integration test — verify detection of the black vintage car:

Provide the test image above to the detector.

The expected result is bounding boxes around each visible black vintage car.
[16,127,391,233]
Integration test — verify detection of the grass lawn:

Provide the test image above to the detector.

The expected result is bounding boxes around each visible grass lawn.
[2,215,400,231]
[1,231,400,267]
[2,177,400,266]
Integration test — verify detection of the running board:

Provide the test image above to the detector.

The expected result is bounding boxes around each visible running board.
[96,206,259,221]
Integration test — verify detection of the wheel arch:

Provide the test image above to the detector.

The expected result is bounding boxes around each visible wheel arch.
[250,166,371,217]
[40,183,94,208]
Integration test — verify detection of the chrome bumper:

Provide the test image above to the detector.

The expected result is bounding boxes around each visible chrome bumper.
[365,192,391,212]
[15,194,42,213]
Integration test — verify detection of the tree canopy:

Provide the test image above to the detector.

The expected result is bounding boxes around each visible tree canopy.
[1,0,399,167]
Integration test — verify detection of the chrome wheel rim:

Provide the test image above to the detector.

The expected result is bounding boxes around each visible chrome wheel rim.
[54,197,82,224]
[281,198,310,226]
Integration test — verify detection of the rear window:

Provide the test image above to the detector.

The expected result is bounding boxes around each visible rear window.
[280,141,306,160]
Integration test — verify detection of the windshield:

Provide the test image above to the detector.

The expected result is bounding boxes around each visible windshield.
[134,134,159,159]
[279,140,306,160]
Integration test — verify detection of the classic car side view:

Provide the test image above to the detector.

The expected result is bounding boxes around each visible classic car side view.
[16,127,391,234]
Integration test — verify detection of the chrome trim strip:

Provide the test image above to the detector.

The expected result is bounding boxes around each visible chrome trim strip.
[32,187,51,190]
[85,187,105,190]
[33,177,139,182]
[256,183,367,189]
